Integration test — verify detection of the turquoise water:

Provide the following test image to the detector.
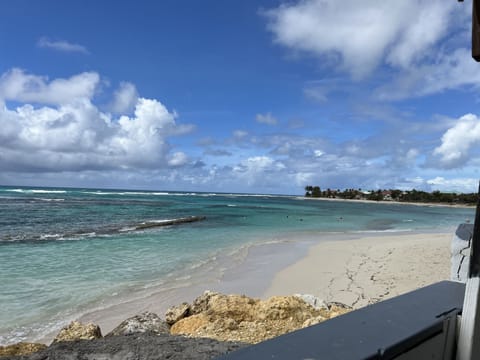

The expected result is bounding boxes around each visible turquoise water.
[0,185,475,344]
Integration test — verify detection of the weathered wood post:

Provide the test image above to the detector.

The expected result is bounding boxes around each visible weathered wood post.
[459,0,480,61]
[456,184,480,360]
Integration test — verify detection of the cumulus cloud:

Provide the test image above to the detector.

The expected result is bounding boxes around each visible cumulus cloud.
[0,69,194,173]
[264,0,457,79]
[256,112,278,125]
[426,176,478,192]
[110,82,138,114]
[233,156,286,186]
[376,48,480,100]
[37,37,89,54]
[168,152,188,167]
[432,113,480,168]
[0,68,99,105]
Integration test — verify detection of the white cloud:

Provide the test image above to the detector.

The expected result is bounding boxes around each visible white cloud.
[37,37,89,54]
[233,156,286,186]
[0,69,194,173]
[426,176,478,192]
[432,113,480,168]
[1,68,477,194]
[294,172,315,187]
[168,152,188,167]
[0,68,99,105]
[376,48,480,100]
[111,82,138,114]
[265,0,457,79]
[385,1,451,69]
[256,112,278,125]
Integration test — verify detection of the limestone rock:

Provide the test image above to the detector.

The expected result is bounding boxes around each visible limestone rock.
[165,302,190,325]
[171,313,211,335]
[202,293,258,321]
[255,296,315,322]
[52,321,102,343]
[107,311,170,336]
[190,290,221,315]
[0,342,47,357]
[169,293,348,344]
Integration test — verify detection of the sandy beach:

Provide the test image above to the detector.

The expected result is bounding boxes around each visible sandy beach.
[264,232,452,309]
[77,231,452,339]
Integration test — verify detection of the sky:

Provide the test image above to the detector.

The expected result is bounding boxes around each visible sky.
[0,0,479,195]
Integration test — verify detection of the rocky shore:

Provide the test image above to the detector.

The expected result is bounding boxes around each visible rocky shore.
[0,291,350,360]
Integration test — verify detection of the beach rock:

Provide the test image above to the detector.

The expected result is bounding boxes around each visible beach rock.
[171,313,211,334]
[11,333,246,360]
[169,293,347,344]
[165,302,191,325]
[0,342,47,357]
[203,293,258,321]
[52,321,102,343]
[107,311,170,336]
[190,290,221,315]
[255,296,316,322]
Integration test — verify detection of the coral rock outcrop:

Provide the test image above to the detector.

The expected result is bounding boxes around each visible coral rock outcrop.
[52,321,102,343]
[165,302,190,325]
[168,291,351,344]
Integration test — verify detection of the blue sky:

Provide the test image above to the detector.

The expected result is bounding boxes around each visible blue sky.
[0,0,479,194]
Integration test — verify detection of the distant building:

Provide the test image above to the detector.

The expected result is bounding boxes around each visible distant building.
[382,190,393,201]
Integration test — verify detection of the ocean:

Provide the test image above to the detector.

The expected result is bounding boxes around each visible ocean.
[0,185,475,345]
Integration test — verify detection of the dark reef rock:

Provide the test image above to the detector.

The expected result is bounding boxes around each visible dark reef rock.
[135,216,206,230]
[107,311,170,336]
[4,334,245,360]
[0,343,47,358]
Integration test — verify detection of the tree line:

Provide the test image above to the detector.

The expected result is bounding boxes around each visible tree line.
[304,186,478,205]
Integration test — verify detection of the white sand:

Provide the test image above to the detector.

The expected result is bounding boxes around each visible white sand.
[264,232,452,309]
[39,231,452,344]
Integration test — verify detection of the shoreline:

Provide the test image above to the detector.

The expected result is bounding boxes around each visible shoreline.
[298,195,475,209]
[34,228,454,345]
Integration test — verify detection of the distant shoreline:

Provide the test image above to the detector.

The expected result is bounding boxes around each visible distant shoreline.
[298,195,475,209]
